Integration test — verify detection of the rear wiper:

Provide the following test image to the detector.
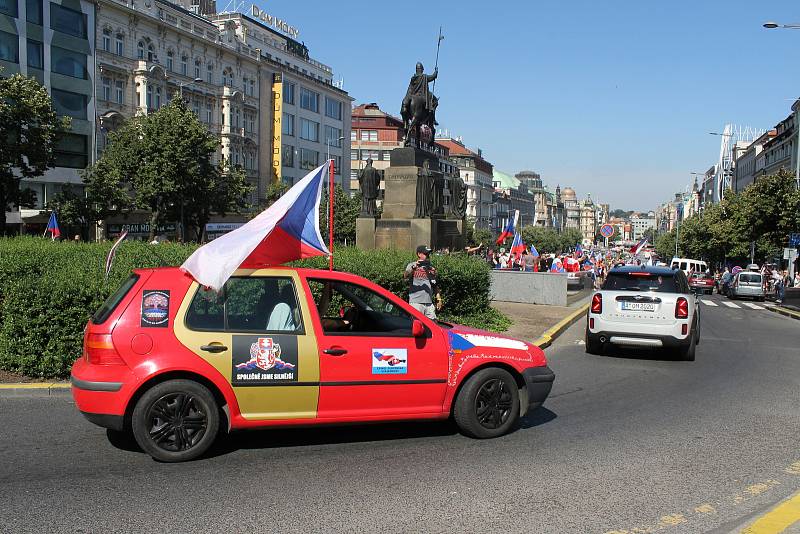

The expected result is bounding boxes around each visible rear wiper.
[620,287,642,291]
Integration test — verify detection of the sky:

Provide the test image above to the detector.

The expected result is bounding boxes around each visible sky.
[248,0,800,211]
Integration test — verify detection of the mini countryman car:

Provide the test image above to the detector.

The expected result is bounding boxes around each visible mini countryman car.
[71,267,555,462]
[585,266,699,361]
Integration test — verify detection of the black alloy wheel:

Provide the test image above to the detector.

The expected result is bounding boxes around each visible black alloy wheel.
[454,367,520,439]
[475,378,513,429]
[132,379,219,462]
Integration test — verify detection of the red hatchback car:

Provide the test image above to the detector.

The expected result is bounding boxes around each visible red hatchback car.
[71,267,555,462]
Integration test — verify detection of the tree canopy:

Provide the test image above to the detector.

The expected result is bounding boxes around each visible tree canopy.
[83,99,251,241]
[0,73,69,235]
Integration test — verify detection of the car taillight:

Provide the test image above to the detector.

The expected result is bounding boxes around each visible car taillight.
[85,334,125,365]
[675,297,689,319]
[591,293,602,314]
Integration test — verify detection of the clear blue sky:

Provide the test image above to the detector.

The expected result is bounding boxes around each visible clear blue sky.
[251,0,800,211]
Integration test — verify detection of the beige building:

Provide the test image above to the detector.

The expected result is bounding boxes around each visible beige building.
[579,195,597,244]
[562,187,579,230]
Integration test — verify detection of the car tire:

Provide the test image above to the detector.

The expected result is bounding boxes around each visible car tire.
[132,379,219,462]
[678,331,696,361]
[585,326,603,355]
[454,368,520,439]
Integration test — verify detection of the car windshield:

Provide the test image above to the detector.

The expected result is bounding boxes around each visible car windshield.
[603,272,679,292]
[738,273,762,283]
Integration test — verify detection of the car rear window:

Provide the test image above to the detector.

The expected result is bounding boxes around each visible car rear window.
[603,272,679,292]
[739,273,762,283]
[92,274,140,324]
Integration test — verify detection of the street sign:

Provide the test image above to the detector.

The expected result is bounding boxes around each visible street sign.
[783,248,797,260]
[790,233,800,247]
[600,224,615,238]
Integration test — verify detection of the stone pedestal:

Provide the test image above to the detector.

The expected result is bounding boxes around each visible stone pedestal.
[355,147,465,252]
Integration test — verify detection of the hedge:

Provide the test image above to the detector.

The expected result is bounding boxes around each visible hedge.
[0,237,508,378]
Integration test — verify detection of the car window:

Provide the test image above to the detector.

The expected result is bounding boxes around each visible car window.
[738,273,761,284]
[307,279,413,336]
[185,277,302,333]
[92,274,140,324]
[603,272,679,292]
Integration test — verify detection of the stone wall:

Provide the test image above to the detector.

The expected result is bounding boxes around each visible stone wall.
[489,271,568,306]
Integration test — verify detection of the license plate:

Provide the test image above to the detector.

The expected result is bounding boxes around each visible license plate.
[621,302,655,312]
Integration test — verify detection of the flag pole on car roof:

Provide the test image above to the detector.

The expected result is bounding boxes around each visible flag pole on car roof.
[329,159,334,271]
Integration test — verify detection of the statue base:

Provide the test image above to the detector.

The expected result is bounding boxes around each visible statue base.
[356,217,464,253]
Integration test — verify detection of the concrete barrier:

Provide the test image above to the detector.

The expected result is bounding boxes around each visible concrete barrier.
[489,270,568,306]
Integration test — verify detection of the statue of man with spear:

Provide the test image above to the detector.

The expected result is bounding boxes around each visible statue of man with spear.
[401,28,444,147]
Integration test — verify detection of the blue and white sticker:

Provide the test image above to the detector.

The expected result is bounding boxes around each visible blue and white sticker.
[372,348,408,374]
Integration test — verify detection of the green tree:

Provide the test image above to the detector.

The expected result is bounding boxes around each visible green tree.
[0,73,69,235]
[83,99,250,242]
[320,186,360,245]
[520,226,561,254]
[643,227,657,244]
[655,230,676,260]
[46,185,93,240]
[560,228,585,251]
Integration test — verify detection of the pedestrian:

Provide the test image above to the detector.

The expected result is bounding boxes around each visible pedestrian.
[772,268,784,304]
[498,248,510,269]
[403,245,441,319]
[721,267,732,296]
[522,248,537,272]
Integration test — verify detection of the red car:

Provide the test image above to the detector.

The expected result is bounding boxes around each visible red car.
[71,267,555,462]
[688,272,715,295]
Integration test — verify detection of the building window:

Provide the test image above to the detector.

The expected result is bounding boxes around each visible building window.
[350,130,357,141]
[282,113,294,136]
[205,101,212,123]
[283,82,295,104]
[115,80,124,104]
[248,78,255,96]
[282,144,294,167]
[299,148,318,170]
[137,41,144,59]
[350,149,358,160]
[101,77,111,101]
[222,67,233,86]
[0,0,17,17]
[115,33,124,56]
[332,155,342,175]
[361,149,379,161]
[325,126,342,147]
[207,63,214,83]
[0,30,18,62]
[299,87,319,112]
[194,59,201,79]
[51,46,87,79]
[299,118,319,142]
[101,28,111,52]
[26,40,43,69]
[325,97,342,120]
[381,150,391,161]
[155,86,162,109]
[52,89,87,119]
[166,50,173,71]
[27,0,43,23]
[146,85,152,109]
[180,55,188,75]
[360,130,377,141]
[51,4,86,38]
[54,133,88,168]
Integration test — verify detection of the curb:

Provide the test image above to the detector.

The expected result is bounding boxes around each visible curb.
[533,303,590,350]
[740,490,800,533]
[0,382,71,397]
[767,305,800,321]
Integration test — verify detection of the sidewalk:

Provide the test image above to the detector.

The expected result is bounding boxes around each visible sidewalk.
[493,291,591,348]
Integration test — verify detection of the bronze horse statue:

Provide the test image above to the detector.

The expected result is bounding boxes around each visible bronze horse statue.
[401,94,435,148]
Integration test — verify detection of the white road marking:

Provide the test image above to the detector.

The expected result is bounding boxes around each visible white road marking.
[722,301,740,308]
[744,303,764,310]
[700,300,718,307]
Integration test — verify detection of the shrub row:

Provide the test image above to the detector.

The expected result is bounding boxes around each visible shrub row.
[0,238,507,378]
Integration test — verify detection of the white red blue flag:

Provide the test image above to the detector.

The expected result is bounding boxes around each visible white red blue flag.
[496,210,519,245]
[45,212,60,241]
[181,163,331,291]
[630,237,648,255]
[510,231,525,259]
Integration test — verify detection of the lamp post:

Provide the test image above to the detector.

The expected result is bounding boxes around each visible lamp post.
[172,77,202,242]
[762,22,800,189]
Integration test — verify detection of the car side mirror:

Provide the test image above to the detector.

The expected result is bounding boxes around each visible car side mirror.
[412,319,425,338]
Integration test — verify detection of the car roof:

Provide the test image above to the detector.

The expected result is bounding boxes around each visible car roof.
[608,265,676,276]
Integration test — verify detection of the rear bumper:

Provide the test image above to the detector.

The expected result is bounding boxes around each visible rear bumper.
[70,357,137,426]
[522,366,555,414]
[587,330,692,349]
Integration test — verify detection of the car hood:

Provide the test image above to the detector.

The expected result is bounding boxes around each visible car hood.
[447,323,533,354]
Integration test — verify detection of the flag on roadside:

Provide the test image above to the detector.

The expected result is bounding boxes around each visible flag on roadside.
[575,243,583,257]
[45,212,60,241]
[496,210,519,245]
[529,243,539,256]
[510,231,525,260]
[181,162,331,291]
[105,230,128,281]
[630,237,648,255]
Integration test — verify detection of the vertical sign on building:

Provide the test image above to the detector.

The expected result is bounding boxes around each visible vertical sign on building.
[271,73,283,184]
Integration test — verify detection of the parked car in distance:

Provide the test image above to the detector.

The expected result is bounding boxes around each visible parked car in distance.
[586,266,699,361]
[689,272,715,295]
[670,257,708,276]
[729,271,765,301]
[71,266,555,462]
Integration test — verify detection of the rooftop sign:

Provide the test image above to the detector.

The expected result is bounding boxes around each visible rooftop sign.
[250,5,299,39]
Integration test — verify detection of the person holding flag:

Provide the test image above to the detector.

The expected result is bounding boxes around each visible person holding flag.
[510,231,525,268]
[44,212,61,241]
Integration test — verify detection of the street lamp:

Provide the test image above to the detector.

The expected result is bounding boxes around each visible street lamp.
[173,77,202,242]
[763,21,800,29]
[177,77,203,101]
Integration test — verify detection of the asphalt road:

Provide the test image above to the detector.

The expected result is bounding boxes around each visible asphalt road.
[1,293,799,534]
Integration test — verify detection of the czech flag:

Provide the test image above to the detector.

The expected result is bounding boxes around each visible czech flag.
[496,210,519,245]
[510,231,525,260]
[630,237,648,255]
[45,212,60,241]
[181,163,331,291]
[529,243,539,256]
[574,243,583,257]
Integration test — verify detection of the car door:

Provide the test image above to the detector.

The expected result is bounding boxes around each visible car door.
[174,270,320,421]
[302,276,448,420]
